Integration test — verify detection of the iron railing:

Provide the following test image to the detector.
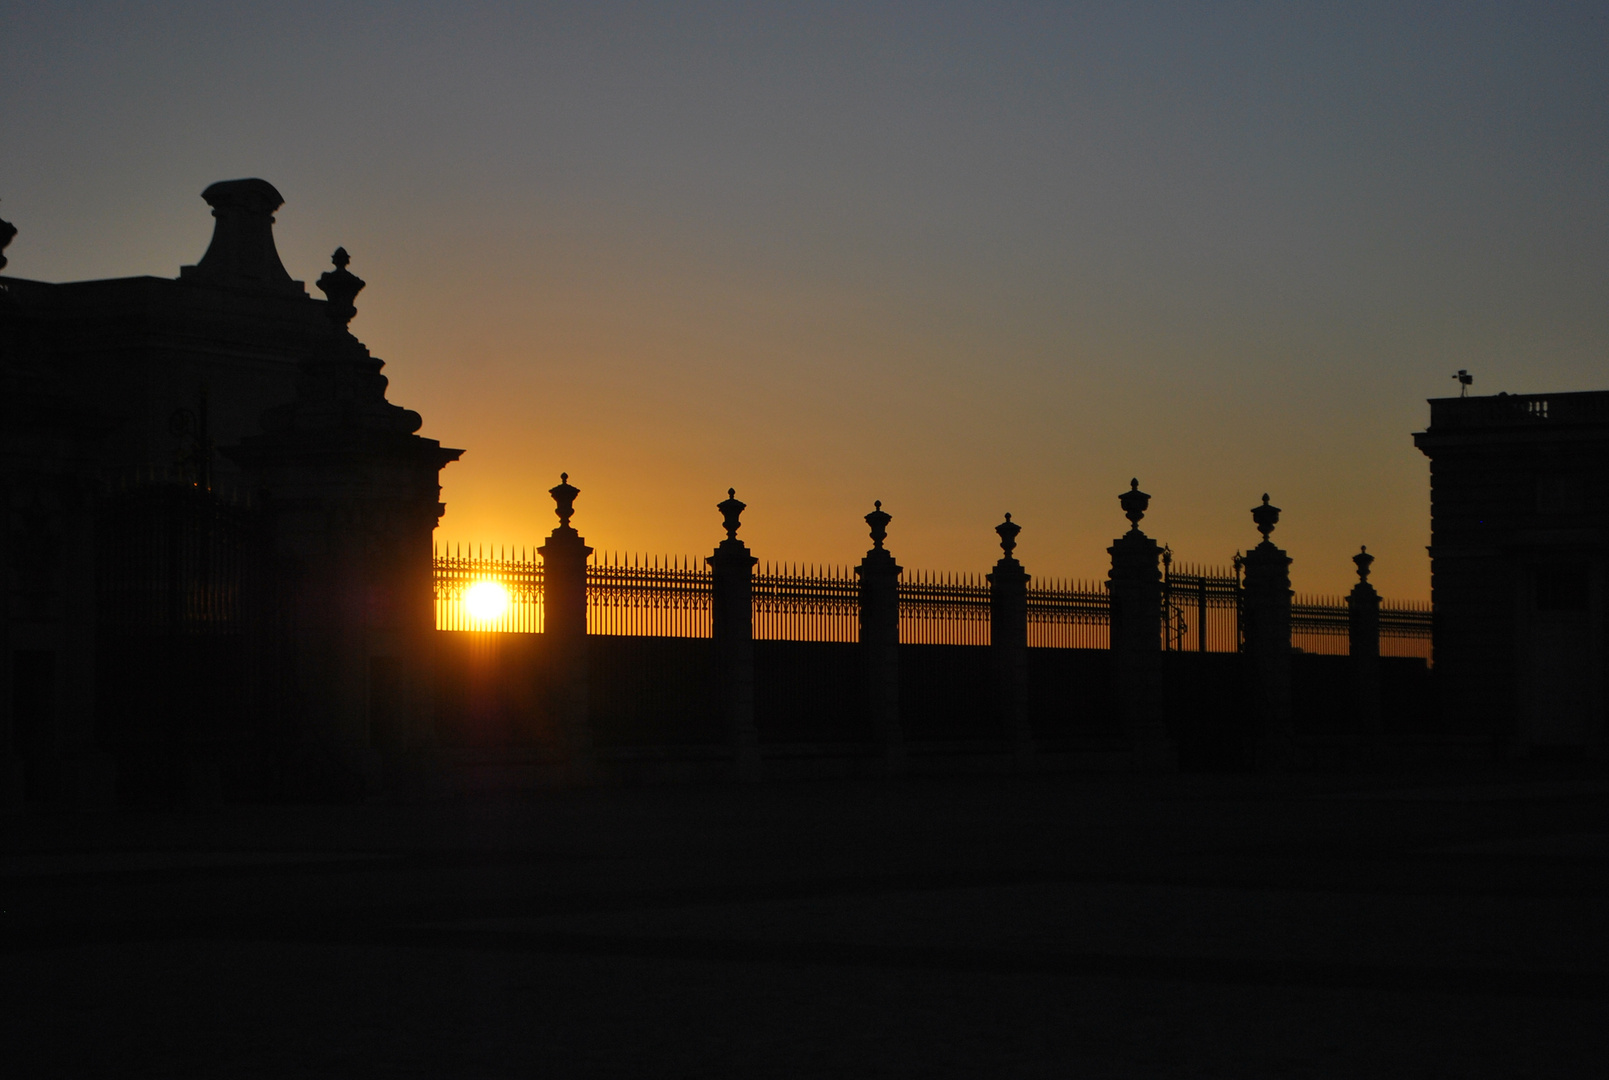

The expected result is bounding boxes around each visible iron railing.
[1161,561,1242,653]
[901,570,991,645]
[432,547,1432,659]
[1028,578,1111,649]
[754,563,859,642]
[587,552,712,637]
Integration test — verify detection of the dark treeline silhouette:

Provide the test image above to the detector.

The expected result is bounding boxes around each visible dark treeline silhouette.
[0,182,1601,806]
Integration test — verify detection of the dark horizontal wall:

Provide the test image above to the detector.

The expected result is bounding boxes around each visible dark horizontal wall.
[433,632,554,748]
[754,640,865,744]
[900,644,998,742]
[1029,648,1119,744]
[430,632,1431,765]
[588,636,720,747]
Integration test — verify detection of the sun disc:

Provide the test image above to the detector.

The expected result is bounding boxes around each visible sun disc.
[464,580,511,622]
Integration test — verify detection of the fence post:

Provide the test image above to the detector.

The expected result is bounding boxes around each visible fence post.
[1242,494,1296,771]
[1347,545,1383,759]
[1107,480,1176,771]
[856,501,904,774]
[537,473,593,781]
[709,489,761,783]
[989,513,1034,770]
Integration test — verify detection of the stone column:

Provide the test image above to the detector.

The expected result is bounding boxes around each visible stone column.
[988,513,1034,770]
[1347,545,1383,758]
[1107,480,1175,771]
[856,501,904,774]
[1242,494,1296,771]
[709,488,761,782]
[537,474,593,782]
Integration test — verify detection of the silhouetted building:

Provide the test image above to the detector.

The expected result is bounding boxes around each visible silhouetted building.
[1414,392,1609,751]
[0,180,460,802]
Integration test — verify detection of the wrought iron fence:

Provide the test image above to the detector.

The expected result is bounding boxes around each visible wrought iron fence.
[901,570,991,645]
[1379,602,1433,661]
[434,545,543,633]
[754,563,858,642]
[1160,561,1242,653]
[431,546,1431,659]
[1291,593,1351,656]
[1028,578,1111,649]
[588,552,712,637]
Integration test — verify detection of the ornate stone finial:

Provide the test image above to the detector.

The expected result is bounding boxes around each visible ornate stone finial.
[1119,478,1150,530]
[717,487,746,541]
[865,500,891,550]
[1251,493,1280,541]
[0,201,16,272]
[1353,544,1374,583]
[316,247,366,329]
[549,472,580,528]
[995,512,1020,558]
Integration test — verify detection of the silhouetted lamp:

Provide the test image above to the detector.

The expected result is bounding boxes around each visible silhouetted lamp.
[550,472,580,528]
[717,488,746,541]
[316,247,365,329]
[1453,369,1473,397]
[1353,544,1374,583]
[865,500,891,549]
[1251,494,1281,541]
[1119,478,1150,531]
[995,512,1020,558]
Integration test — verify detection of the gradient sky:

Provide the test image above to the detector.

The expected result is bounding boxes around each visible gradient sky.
[4,1,1606,600]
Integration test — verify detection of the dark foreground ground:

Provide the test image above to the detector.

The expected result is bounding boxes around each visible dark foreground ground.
[3,764,1607,1078]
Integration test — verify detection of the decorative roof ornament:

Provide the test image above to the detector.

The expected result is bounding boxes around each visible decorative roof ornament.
[1119,478,1150,530]
[1353,544,1374,583]
[0,200,16,272]
[179,179,303,294]
[865,500,891,550]
[995,512,1020,558]
[316,247,366,329]
[717,488,746,541]
[1251,493,1281,541]
[549,472,580,528]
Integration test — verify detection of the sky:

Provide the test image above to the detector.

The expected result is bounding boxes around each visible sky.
[3,1,1606,600]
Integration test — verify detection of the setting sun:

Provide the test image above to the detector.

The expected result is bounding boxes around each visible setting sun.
[463,580,511,623]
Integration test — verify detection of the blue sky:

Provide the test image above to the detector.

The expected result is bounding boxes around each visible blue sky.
[4,1,1606,596]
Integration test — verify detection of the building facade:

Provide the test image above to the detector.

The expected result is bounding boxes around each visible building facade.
[1415,392,1609,751]
[0,180,460,803]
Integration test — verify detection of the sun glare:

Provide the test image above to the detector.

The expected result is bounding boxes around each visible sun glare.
[464,580,511,623]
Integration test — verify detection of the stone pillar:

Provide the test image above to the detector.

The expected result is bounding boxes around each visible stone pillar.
[226,249,461,800]
[1107,480,1175,771]
[989,513,1034,770]
[856,501,904,774]
[537,473,593,782]
[1243,494,1296,771]
[1347,545,1383,758]
[709,488,761,782]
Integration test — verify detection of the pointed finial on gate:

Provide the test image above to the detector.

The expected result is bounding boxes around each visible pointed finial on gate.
[549,472,579,528]
[717,487,746,540]
[1119,478,1150,530]
[1353,544,1374,583]
[1251,493,1280,541]
[0,200,16,272]
[866,500,891,550]
[995,512,1020,558]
